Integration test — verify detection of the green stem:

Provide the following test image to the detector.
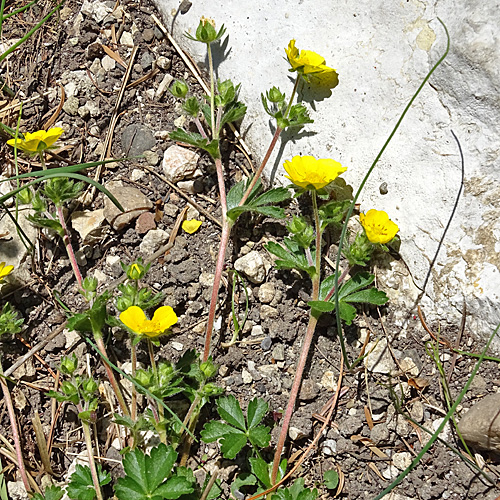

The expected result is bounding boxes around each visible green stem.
[130,342,137,421]
[207,42,217,139]
[94,334,130,416]
[148,339,166,444]
[0,357,31,494]
[81,418,104,500]
[39,151,46,170]
[271,190,322,484]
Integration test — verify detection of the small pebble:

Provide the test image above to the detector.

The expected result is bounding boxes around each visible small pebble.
[261,336,272,351]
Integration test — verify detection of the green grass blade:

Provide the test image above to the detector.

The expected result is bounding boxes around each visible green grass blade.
[372,321,499,500]
[334,19,450,368]
[0,0,64,65]
[2,0,38,21]
[0,202,34,251]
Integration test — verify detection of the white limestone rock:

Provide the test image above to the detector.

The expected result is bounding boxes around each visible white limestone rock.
[162,145,200,182]
[153,0,500,350]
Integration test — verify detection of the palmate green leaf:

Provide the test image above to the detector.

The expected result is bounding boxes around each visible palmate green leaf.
[227,205,285,220]
[248,425,271,448]
[67,464,110,500]
[115,444,194,500]
[216,395,246,430]
[307,300,336,313]
[32,485,64,500]
[342,288,388,305]
[271,478,318,500]
[220,101,247,128]
[247,398,268,429]
[265,241,315,275]
[220,432,248,459]
[249,457,272,489]
[169,128,220,159]
[231,473,256,499]
[253,187,291,206]
[338,271,374,299]
[26,214,62,233]
[200,421,236,442]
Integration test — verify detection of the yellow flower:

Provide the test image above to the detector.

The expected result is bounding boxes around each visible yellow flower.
[359,209,399,244]
[283,155,347,190]
[0,262,14,283]
[7,127,64,154]
[285,40,338,88]
[120,305,178,338]
[182,219,202,234]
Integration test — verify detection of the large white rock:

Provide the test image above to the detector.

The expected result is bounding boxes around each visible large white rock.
[153,0,500,349]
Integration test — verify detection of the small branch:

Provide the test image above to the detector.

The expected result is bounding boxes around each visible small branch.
[0,358,31,493]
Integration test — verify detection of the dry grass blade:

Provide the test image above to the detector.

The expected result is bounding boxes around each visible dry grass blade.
[42,83,64,130]
[32,410,53,474]
[350,435,389,459]
[101,44,127,68]
[368,462,387,481]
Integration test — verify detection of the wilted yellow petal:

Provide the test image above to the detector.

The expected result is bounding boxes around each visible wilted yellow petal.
[182,219,202,234]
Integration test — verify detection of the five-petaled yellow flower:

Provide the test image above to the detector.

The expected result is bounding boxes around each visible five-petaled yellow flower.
[182,219,202,234]
[0,262,14,283]
[120,305,178,338]
[359,209,399,244]
[283,155,347,190]
[7,127,64,154]
[285,40,338,88]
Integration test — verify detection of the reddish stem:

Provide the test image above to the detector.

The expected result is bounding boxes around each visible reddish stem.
[0,359,31,493]
[271,312,319,484]
[202,220,232,362]
[239,126,282,207]
[56,205,83,291]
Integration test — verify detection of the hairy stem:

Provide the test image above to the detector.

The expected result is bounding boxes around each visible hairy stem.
[0,357,31,494]
[130,342,137,421]
[271,189,322,484]
[194,117,208,139]
[56,205,83,291]
[207,42,216,139]
[203,219,232,362]
[238,126,282,207]
[94,334,130,416]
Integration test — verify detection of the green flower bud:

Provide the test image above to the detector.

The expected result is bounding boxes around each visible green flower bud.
[267,86,285,104]
[170,80,189,98]
[61,381,78,398]
[60,354,78,375]
[192,17,226,44]
[16,188,33,205]
[116,296,133,312]
[200,360,218,379]
[82,377,98,396]
[202,382,224,397]
[32,192,47,213]
[182,96,200,117]
[0,303,23,336]
[82,276,98,293]
[135,369,153,388]
[288,216,314,248]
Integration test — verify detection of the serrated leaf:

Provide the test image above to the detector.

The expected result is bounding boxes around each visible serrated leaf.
[67,313,92,333]
[253,187,290,207]
[247,398,268,429]
[200,421,236,442]
[231,472,256,498]
[248,425,271,448]
[226,180,246,212]
[227,205,285,221]
[153,476,195,499]
[216,395,246,431]
[338,301,356,325]
[342,288,388,305]
[67,464,110,500]
[220,432,247,459]
[115,444,191,500]
[249,457,271,489]
[338,272,374,300]
[32,485,64,500]
[318,273,340,301]
[220,101,247,128]
[307,300,336,313]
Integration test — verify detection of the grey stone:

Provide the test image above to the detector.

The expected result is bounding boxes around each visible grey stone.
[121,123,156,156]
[162,145,200,182]
[156,56,171,70]
[143,150,159,166]
[140,51,155,70]
[0,207,37,286]
[289,426,307,441]
[234,250,270,284]
[364,338,397,374]
[321,439,337,456]
[156,73,174,100]
[81,0,112,23]
[258,282,275,304]
[71,209,106,244]
[392,451,412,470]
[370,423,390,444]
[101,54,115,71]
[103,180,153,230]
[143,28,155,42]
[259,305,278,321]
[260,336,272,351]
[457,393,500,452]
[271,343,285,361]
[6,482,28,500]
[299,379,318,401]
[139,229,169,255]
[63,95,79,116]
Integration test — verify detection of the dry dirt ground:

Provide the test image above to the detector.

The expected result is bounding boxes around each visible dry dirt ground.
[1,1,500,499]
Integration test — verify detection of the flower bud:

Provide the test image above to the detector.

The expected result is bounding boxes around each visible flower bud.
[170,80,189,98]
[60,354,78,375]
[16,188,33,205]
